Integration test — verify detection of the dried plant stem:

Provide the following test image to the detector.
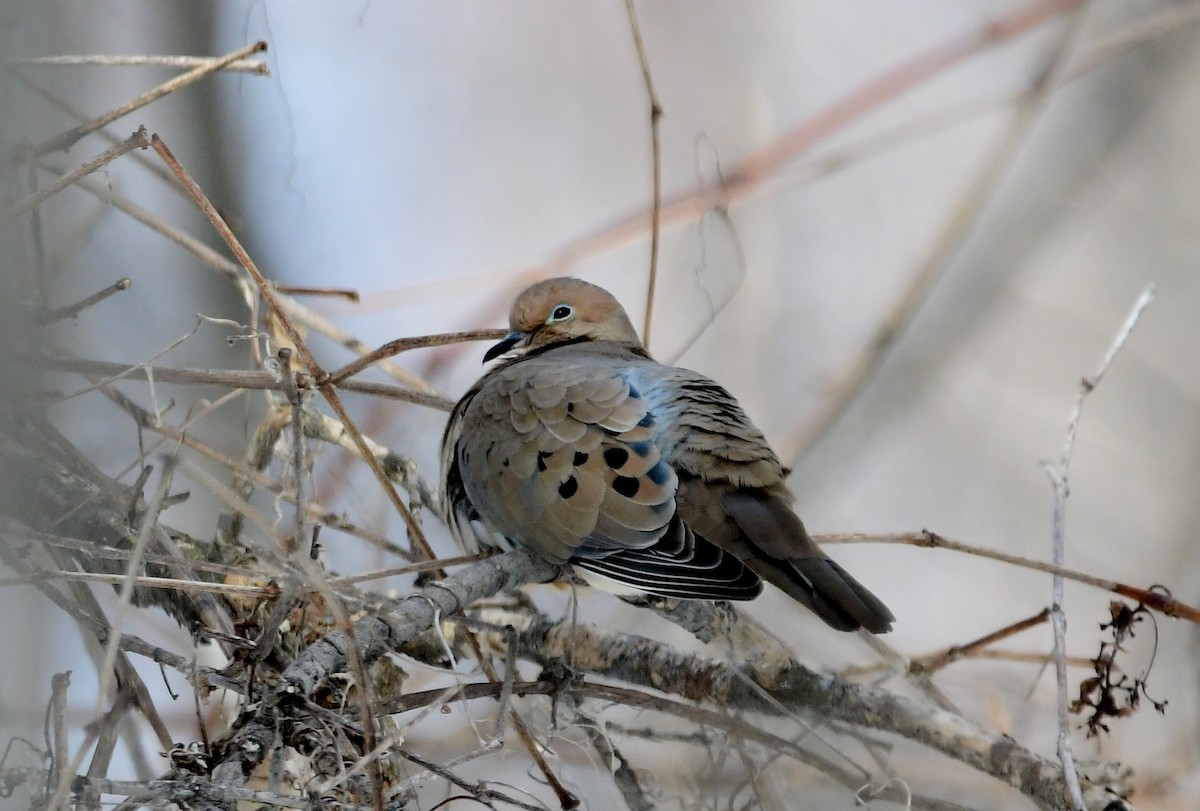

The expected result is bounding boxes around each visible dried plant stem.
[821,530,1200,623]
[5,53,268,74]
[911,609,1051,674]
[149,133,436,561]
[30,41,267,156]
[1043,283,1156,811]
[6,127,150,219]
[623,0,663,348]
[325,329,507,386]
[37,277,131,324]
[39,355,454,409]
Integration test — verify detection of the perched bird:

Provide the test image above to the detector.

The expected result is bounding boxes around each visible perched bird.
[441,278,894,633]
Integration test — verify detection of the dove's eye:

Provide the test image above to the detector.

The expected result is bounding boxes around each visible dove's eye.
[547,304,574,323]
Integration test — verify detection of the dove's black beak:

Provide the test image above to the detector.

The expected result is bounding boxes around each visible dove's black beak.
[483,331,524,363]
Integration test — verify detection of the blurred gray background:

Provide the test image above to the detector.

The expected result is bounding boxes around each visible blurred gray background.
[2,1,1198,808]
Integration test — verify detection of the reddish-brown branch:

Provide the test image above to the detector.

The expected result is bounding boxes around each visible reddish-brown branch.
[821,531,1200,624]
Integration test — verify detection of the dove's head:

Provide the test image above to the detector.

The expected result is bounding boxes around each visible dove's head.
[484,277,642,362]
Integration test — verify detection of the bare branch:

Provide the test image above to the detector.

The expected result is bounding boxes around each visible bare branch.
[29,41,268,156]
[1044,283,1157,810]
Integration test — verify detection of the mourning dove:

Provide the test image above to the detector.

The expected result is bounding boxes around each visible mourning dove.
[441,278,894,633]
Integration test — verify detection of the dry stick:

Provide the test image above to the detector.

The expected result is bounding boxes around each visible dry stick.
[786,1,1089,463]
[300,407,439,514]
[283,351,390,811]
[71,778,309,810]
[148,134,436,564]
[21,160,50,308]
[819,531,1200,624]
[38,278,131,324]
[581,717,654,811]
[271,283,360,302]
[80,691,138,811]
[1044,284,1156,811]
[210,551,556,782]
[47,671,71,799]
[302,557,389,807]
[42,460,178,811]
[369,677,969,811]
[515,618,1121,810]
[90,379,423,560]
[6,127,150,219]
[0,549,484,594]
[332,379,453,411]
[0,569,276,598]
[473,641,580,809]
[0,540,243,694]
[29,41,267,156]
[146,137,572,801]
[13,70,189,202]
[175,457,289,554]
[324,329,508,386]
[44,150,442,397]
[623,0,663,349]
[4,54,268,74]
[850,646,1095,680]
[39,355,453,409]
[274,296,445,396]
[911,609,1051,675]
[279,349,308,556]
[64,171,244,279]
[389,749,547,811]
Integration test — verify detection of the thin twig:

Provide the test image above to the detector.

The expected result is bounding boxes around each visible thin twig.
[5,53,268,74]
[1044,283,1156,811]
[820,530,1200,623]
[47,672,70,798]
[42,459,178,811]
[0,568,275,597]
[324,329,508,386]
[911,609,1051,674]
[503,616,1123,809]
[6,128,150,219]
[37,354,455,409]
[270,283,360,301]
[58,171,244,281]
[623,0,663,348]
[150,133,437,561]
[274,295,443,395]
[29,41,268,156]
[37,278,131,324]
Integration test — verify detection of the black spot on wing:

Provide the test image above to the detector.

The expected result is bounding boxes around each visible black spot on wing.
[603,447,629,470]
[573,451,589,466]
[559,476,579,499]
[612,476,640,498]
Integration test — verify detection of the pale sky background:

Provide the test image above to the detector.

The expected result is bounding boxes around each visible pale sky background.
[3,2,1200,808]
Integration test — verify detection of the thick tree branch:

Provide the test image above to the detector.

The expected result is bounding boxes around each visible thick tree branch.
[504,617,1128,811]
